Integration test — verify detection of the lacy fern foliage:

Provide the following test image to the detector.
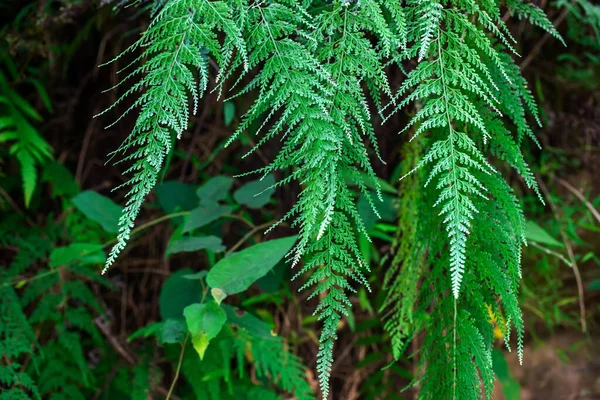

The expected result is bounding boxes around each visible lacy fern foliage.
[98,0,562,397]
[98,0,246,271]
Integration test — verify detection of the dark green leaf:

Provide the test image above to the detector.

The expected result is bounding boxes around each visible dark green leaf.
[72,191,123,233]
[42,162,80,197]
[183,203,232,233]
[207,236,296,295]
[182,270,208,281]
[127,322,164,342]
[167,236,225,255]
[492,349,521,400]
[222,304,275,340]
[155,181,199,214]
[159,269,204,320]
[358,192,396,229]
[160,319,187,344]
[196,176,233,203]
[223,101,235,126]
[49,243,106,267]
[589,279,600,291]
[233,174,276,209]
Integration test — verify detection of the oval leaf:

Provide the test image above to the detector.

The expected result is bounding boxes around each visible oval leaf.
[233,174,276,209]
[167,236,225,255]
[50,243,106,267]
[72,191,123,233]
[207,236,297,295]
[183,203,232,233]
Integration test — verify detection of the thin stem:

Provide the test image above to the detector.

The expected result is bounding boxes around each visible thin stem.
[226,220,275,255]
[453,297,457,400]
[166,332,189,400]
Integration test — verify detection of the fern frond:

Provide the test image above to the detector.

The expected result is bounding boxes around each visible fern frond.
[223,1,397,393]
[99,0,247,272]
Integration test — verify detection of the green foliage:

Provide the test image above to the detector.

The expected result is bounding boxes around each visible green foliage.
[90,0,582,398]
[98,0,247,271]
[206,235,296,296]
[0,53,53,208]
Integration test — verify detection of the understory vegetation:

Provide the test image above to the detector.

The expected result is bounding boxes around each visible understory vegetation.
[1,0,599,399]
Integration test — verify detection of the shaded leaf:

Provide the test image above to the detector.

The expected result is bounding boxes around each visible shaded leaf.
[42,162,80,197]
[49,243,105,267]
[155,181,199,214]
[233,174,276,209]
[159,269,204,320]
[183,203,232,233]
[222,304,275,340]
[196,176,233,203]
[160,319,187,344]
[492,349,521,400]
[167,236,225,255]
[72,191,123,233]
[224,101,235,126]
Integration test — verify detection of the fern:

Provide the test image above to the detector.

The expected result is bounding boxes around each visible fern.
[381,0,561,397]
[98,0,247,271]
[0,56,53,208]
[222,1,399,394]
[97,0,565,397]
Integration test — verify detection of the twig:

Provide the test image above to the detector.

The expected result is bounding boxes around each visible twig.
[226,220,275,255]
[555,177,600,225]
[529,241,573,267]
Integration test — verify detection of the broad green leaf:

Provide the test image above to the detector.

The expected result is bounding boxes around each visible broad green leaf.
[492,349,521,400]
[196,176,233,203]
[72,191,123,233]
[160,319,187,344]
[524,221,563,247]
[222,304,276,340]
[223,101,235,126]
[183,203,232,233]
[207,236,297,295]
[184,301,226,360]
[167,236,225,255]
[233,174,276,209]
[159,269,204,320]
[50,243,106,267]
[155,181,198,214]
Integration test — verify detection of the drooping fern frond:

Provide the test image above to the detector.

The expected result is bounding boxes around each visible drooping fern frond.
[98,0,247,272]
[381,0,563,397]
[221,0,399,394]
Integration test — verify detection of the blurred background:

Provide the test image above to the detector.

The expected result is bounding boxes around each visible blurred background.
[0,1,598,399]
